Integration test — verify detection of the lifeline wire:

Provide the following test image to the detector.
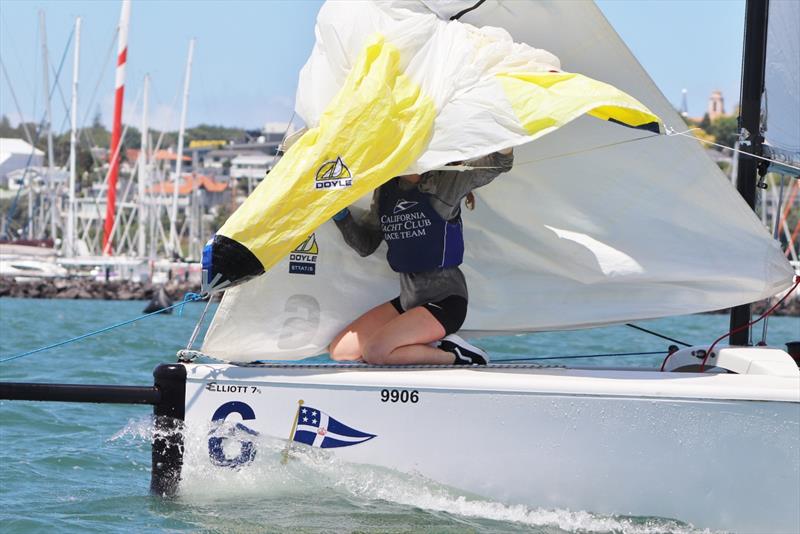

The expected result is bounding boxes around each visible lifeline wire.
[438,126,800,173]
[177,348,667,366]
[436,132,660,171]
[498,350,666,363]
[665,127,800,173]
[0,294,206,364]
[624,323,691,347]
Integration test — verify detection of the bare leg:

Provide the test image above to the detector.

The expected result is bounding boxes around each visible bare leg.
[328,302,399,361]
[362,307,454,365]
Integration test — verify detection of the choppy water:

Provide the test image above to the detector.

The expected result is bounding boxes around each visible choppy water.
[1,298,797,533]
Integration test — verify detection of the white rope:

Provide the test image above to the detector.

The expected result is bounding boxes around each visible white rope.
[665,126,800,173]
[433,132,659,172]
[436,129,800,174]
[280,111,297,146]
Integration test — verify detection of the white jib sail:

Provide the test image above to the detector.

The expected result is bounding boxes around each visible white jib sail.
[764,0,800,173]
[202,0,794,362]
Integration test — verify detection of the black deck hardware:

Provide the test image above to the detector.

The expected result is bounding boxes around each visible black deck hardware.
[150,363,187,497]
[0,382,160,404]
[0,362,188,498]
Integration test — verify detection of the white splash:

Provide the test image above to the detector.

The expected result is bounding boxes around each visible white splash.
[173,426,719,534]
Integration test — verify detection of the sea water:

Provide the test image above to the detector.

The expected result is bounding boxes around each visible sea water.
[0,298,797,533]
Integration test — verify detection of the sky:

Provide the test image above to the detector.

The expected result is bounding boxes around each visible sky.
[0,0,746,134]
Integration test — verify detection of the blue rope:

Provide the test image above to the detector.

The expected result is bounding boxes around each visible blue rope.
[0,293,205,364]
[178,292,202,316]
[497,350,666,363]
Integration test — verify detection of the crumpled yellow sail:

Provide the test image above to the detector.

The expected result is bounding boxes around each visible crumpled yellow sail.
[216,36,436,279]
[204,22,662,290]
[498,72,660,135]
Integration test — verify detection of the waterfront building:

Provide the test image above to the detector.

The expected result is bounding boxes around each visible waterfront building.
[0,138,44,189]
[147,173,230,210]
[708,90,725,121]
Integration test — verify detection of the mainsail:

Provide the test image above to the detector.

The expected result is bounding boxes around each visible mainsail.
[202,0,794,362]
[763,0,800,173]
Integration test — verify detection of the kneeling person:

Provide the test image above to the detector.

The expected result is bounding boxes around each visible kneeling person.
[328,149,513,365]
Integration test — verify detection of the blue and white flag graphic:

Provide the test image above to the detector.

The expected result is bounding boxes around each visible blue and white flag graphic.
[292,405,376,449]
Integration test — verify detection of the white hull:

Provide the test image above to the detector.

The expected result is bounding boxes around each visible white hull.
[181,364,800,532]
[0,256,68,281]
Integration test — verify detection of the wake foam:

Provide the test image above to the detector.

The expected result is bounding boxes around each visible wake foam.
[171,424,718,534]
[106,418,719,533]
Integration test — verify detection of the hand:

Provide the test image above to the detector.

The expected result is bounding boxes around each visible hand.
[332,207,350,221]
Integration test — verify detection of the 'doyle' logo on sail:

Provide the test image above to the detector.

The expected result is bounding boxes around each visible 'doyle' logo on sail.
[315,157,352,190]
[289,234,319,275]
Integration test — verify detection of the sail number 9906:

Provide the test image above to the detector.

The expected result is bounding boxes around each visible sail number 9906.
[380,389,419,403]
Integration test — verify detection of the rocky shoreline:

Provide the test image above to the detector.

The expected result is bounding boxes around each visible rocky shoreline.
[0,277,201,301]
[0,276,797,316]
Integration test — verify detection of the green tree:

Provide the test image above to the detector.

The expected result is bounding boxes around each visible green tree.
[185,124,247,144]
[707,116,738,149]
[0,114,36,144]
[0,115,11,134]
[212,203,233,230]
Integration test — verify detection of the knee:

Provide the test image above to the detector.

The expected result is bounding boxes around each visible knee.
[362,338,391,365]
[328,338,360,361]
[328,342,345,361]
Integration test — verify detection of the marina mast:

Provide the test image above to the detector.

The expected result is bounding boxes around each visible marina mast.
[138,74,150,258]
[67,17,82,258]
[169,38,195,259]
[39,10,56,242]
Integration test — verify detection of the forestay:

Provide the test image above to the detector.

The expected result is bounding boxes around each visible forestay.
[764,0,800,173]
[202,0,794,362]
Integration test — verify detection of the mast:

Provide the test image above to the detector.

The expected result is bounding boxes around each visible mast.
[39,10,56,242]
[138,74,150,258]
[169,38,195,258]
[28,19,40,239]
[67,17,81,258]
[102,0,131,255]
[729,0,770,346]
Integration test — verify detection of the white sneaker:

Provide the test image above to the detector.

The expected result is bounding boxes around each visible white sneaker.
[438,334,489,365]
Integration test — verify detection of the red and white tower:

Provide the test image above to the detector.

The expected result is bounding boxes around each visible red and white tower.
[102,0,131,255]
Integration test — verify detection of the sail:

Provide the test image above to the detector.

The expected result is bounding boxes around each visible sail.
[201,0,660,290]
[763,0,800,173]
[201,0,794,362]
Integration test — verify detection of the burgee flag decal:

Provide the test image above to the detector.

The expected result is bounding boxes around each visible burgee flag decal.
[292,404,376,449]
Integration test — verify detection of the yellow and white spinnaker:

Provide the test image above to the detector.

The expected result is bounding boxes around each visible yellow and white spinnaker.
[202,0,660,289]
[202,0,793,362]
